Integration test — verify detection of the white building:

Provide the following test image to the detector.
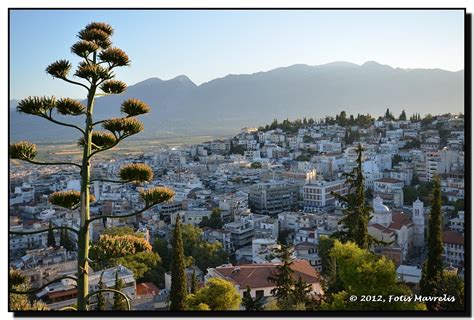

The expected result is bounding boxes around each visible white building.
[412,198,425,248]
[303,179,348,212]
[442,231,464,267]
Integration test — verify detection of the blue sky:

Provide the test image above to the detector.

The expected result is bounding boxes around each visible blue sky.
[10,9,464,99]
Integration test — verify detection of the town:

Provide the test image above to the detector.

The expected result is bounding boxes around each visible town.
[9,109,465,311]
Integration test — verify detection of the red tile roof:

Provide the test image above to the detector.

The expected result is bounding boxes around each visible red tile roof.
[136,282,160,296]
[388,213,413,230]
[213,260,320,289]
[442,231,464,246]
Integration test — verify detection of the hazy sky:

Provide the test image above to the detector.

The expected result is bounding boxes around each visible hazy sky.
[10,9,464,99]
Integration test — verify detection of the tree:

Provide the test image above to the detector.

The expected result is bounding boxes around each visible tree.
[420,177,445,310]
[437,271,464,310]
[115,251,161,280]
[384,108,395,121]
[9,270,49,311]
[293,276,312,306]
[154,237,172,270]
[267,245,312,310]
[47,221,55,247]
[91,234,152,258]
[185,278,241,310]
[113,272,128,310]
[96,273,106,311]
[331,144,374,249]
[317,236,335,277]
[399,109,407,121]
[268,245,295,310]
[321,241,426,310]
[180,224,228,272]
[170,215,187,310]
[60,228,73,251]
[250,161,262,169]
[242,286,264,311]
[392,154,402,167]
[59,228,66,248]
[190,269,198,294]
[199,208,224,229]
[102,226,142,237]
[8,22,175,310]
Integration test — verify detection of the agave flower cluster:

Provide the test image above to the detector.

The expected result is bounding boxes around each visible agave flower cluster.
[78,131,117,150]
[140,187,175,207]
[9,141,37,161]
[119,163,154,183]
[49,190,96,210]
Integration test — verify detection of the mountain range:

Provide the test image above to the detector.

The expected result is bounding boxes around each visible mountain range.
[9,61,464,143]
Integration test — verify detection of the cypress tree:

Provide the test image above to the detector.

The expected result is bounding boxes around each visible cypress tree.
[399,109,407,121]
[47,221,55,247]
[170,215,187,310]
[59,229,65,248]
[331,144,374,249]
[190,269,198,294]
[420,177,444,310]
[63,229,72,251]
[113,271,127,310]
[97,273,106,311]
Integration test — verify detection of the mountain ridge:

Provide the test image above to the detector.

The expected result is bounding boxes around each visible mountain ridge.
[9,61,464,142]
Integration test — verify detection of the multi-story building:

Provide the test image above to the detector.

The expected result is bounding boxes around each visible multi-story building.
[303,179,347,212]
[373,178,404,208]
[248,182,299,215]
[449,211,464,234]
[10,222,49,255]
[442,230,464,267]
[224,221,255,249]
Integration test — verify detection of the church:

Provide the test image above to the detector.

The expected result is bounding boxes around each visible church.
[368,195,425,262]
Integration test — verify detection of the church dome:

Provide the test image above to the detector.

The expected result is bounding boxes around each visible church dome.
[374,203,390,214]
[373,195,390,214]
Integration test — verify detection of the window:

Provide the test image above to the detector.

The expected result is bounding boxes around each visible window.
[256,290,264,299]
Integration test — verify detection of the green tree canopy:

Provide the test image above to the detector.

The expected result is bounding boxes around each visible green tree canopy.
[185,278,241,311]
[199,208,224,229]
[321,241,426,310]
